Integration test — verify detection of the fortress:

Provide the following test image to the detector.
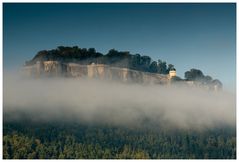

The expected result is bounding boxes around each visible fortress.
[23,61,176,85]
[22,60,222,91]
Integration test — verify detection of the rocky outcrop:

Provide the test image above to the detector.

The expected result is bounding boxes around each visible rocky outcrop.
[22,61,222,91]
[23,61,170,84]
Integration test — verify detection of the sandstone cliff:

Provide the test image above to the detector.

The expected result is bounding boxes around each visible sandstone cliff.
[23,61,170,85]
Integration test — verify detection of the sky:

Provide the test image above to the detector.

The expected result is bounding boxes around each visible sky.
[3,3,236,91]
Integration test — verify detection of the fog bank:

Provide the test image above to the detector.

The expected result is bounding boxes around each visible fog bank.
[3,72,236,129]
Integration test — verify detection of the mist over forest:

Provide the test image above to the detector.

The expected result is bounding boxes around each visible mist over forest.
[3,72,235,129]
[3,71,236,159]
[3,0,236,158]
[3,47,235,159]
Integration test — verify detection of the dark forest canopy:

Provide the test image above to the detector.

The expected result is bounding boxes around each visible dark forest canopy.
[26,46,175,74]
[3,121,236,159]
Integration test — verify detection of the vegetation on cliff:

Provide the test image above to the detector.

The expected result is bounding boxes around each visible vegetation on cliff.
[183,69,223,89]
[25,46,222,88]
[26,46,175,74]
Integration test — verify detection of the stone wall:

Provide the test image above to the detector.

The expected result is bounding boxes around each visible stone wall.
[23,61,170,84]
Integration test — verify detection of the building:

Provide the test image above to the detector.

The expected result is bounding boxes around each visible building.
[169,68,176,79]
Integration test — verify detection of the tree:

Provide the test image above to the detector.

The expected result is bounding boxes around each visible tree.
[211,79,223,90]
[161,61,167,74]
[204,75,213,84]
[140,56,151,70]
[149,61,158,73]
[88,48,96,54]
[168,64,174,70]
[131,54,141,69]
[107,49,118,57]
[167,64,175,74]
[184,69,204,81]
[184,69,223,89]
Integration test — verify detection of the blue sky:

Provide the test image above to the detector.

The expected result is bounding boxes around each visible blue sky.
[3,3,236,91]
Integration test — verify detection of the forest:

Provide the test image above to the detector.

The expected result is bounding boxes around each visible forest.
[3,120,236,159]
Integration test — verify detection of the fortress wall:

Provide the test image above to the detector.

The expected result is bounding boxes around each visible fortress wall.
[23,61,170,84]
[142,73,152,84]
[154,73,169,84]
[116,68,127,82]
[96,65,107,79]
[131,70,143,83]
[67,63,88,77]
[121,68,129,82]
[22,61,220,91]
[43,61,62,77]
[87,64,93,78]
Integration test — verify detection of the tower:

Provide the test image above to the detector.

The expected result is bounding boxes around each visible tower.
[169,68,176,79]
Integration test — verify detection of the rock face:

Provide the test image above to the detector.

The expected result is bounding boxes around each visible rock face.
[22,61,222,91]
[23,61,170,84]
